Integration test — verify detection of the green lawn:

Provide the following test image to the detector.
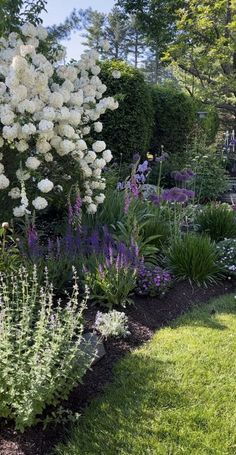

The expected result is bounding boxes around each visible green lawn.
[56,294,236,455]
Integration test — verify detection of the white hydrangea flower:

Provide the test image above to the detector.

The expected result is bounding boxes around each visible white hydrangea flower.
[32,196,48,210]
[94,158,106,169]
[8,187,21,199]
[112,70,121,79]
[37,178,54,193]
[0,174,9,189]
[94,121,103,133]
[95,193,105,204]
[92,141,106,153]
[87,203,97,214]
[13,205,27,217]
[25,157,41,170]
[103,149,113,163]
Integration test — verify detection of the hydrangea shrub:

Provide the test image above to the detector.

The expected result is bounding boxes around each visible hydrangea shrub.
[0,23,118,216]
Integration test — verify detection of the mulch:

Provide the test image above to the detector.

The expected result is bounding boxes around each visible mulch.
[0,278,235,455]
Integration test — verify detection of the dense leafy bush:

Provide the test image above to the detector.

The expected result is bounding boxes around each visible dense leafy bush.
[0,267,94,430]
[196,205,236,242]
[150,85,196,154]
[167,234,221,284]
[216,239,236,276]
[100,60,154,161]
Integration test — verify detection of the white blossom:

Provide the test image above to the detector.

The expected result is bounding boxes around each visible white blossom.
[37,178,54,193]
[25,157,41,170]
[32,196,48,210]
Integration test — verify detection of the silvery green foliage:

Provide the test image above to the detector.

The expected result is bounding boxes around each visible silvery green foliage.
[0,23,118,216]
[0,266,94,431]
[94,310,130,339]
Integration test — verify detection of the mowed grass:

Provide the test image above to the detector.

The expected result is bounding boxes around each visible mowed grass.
[56,295,236,455]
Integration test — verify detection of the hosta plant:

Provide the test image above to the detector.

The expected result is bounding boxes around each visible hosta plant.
[0,266,94,431]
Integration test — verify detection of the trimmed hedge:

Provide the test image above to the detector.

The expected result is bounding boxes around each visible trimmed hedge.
[99,63,219,161]
[150,85,196,154]
[99,60,154,162]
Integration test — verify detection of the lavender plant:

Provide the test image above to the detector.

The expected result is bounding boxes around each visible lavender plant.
[0,267,94,431]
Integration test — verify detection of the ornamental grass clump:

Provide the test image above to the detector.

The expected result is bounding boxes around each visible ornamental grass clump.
[0,266,94,431]
[196,204,236,242]
[167,234,222,285]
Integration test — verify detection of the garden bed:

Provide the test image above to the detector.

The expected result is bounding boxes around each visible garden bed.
[0,278,235,455]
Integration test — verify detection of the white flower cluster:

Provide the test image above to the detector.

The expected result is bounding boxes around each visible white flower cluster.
[0,23,119,216]
[94,310,130,339]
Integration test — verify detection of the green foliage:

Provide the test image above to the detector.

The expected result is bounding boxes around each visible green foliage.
[161,139,228,202]
[0,225,21,273]
[100,60,154,161]
[216,238,236,277]
[166,0,236,118]
[150,85,196,154]
[0,0,47,35]
[56,294,236,455]
[140,204,170,250]
[196,205,236,242]
[0,267,94,430]
[112,198,160,263]
[167,233,221,284]
[87,261,137,309]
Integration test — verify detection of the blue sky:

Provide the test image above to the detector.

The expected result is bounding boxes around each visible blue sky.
[41,0,115,60]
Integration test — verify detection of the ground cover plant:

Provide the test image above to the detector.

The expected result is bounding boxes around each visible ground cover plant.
[55,294,236,455]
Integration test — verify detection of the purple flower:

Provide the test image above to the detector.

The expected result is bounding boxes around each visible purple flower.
[138,160,149,173]
[149,194,161,206]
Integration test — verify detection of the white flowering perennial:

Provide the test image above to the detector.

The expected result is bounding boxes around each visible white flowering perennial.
[0,23,119,216]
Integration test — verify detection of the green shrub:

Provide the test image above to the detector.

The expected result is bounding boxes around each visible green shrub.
[99,60,154,161]
[196,205,236,242]
[216,238,236,276]
[167,234,221,284]
[0,267,94,430]
[150,85,196,154]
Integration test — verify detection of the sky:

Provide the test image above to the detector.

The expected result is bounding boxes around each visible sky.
[41,0,115,60]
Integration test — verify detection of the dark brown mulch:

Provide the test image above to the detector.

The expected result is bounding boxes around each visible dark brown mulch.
[0,279,235,455]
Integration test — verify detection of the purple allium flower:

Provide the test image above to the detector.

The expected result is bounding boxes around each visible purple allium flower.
[149,194,161,206]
